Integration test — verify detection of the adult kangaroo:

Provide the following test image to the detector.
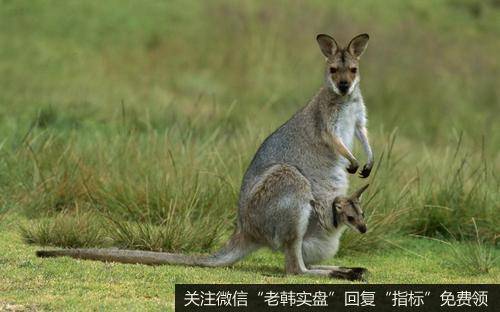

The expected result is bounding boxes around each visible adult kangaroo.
[38,33,374,281]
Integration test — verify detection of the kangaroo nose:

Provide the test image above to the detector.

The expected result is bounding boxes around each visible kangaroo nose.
[358,224,367,234]
[338,80,349,93]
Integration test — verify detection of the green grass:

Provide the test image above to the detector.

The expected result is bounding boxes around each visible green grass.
[1,217,498,311]
[0,0,499,310]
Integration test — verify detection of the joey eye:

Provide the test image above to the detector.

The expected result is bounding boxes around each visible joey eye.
[330,67,338,74]
[347,216,355,222]
[350,67,357,74]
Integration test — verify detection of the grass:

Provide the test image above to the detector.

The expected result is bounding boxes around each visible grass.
[446,240,498,275]
[0,0,499,309]
[1,217,499,311]
[432,219,498,275]
[19,212,106,248]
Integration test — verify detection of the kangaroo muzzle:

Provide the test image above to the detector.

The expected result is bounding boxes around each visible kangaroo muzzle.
[357,224,367,234]
[338,80,350,94]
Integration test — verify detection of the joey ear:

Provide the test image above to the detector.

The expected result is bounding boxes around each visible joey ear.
[351,183,369,200]
[347,33,369,58]
[332,199,342,228]
[316,34,338,58]
[333,198,343,213]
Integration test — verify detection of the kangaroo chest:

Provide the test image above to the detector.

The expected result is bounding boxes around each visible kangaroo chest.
[307,99,360,203]
[332,101,358,150]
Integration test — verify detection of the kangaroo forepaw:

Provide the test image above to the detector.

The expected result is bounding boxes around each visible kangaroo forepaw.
[346,162,359,174]
[329,267,369,281]
[358,165,372,178]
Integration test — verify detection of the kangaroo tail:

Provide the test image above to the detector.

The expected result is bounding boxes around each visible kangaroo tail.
[36,232,257,267]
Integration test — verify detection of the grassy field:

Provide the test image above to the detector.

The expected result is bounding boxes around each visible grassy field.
[1,216,499,311]
[0,0,499,310]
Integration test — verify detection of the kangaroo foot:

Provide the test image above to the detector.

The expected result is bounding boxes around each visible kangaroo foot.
[329,267,368,281]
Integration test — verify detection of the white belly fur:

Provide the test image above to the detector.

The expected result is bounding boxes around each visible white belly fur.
[334,102,358,155]
[302,225,347,265]
[329,101,358,194]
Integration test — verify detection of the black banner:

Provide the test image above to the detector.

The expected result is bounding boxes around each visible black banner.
[175,284,498,311]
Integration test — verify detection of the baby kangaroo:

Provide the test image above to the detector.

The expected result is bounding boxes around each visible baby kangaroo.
[38,33,374,281]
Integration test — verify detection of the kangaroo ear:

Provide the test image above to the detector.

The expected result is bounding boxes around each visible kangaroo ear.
[316,34,338,58]
[347,33,369,58]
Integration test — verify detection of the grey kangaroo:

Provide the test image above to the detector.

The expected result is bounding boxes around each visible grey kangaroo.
[38,33,374,281]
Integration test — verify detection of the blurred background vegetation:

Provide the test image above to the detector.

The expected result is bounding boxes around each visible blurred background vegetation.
[0,0,498,256]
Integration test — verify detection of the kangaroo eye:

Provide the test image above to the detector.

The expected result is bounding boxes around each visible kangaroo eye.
[330,67,338,74]
[347,216,355,222]
[350,67,357,73]
[362,212,365,218]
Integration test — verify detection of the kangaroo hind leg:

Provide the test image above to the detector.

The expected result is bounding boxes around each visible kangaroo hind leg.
[245,165,330,277]
[243,164,315,251]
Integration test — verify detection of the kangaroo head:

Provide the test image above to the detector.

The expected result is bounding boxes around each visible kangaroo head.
[316,33,369,96]
[332,184,369,233]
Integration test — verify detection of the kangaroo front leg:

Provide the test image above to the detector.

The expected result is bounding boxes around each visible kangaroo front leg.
[324,131,359,174]
[355,125,373,178]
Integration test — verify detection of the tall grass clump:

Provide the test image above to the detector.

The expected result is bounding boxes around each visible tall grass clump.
[20,211,106,248]
[15,112,252,252]
[98,152,236,252]
[406,137,499,244]
[341,131,499,253]
[440,219,498,275]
